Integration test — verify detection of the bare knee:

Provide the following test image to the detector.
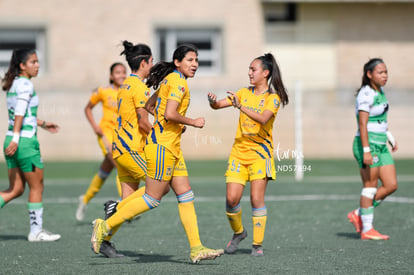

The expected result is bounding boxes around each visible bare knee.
[250,195,265,209]
[386,181,398,194]
[6,185,25,198]
[14,186,25,197]
[29,181,44,194]
[226,195,241,209]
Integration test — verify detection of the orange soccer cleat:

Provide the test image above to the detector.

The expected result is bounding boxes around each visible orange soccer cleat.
[347,210,362,233]
[361,228,389,240]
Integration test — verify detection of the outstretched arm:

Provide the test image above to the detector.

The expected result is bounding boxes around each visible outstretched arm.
[37,119,60,133]
[227,91,274,125]
[208,92,232,109]
[165,99,205,128]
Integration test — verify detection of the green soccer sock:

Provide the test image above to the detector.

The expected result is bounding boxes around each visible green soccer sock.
[0,195,6,208]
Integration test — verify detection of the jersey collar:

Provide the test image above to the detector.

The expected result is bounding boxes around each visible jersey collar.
[130,73,143,81]
[173,70,187,79]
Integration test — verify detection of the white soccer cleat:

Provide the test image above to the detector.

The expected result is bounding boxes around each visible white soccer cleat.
[28,229,61,242]
[76,195,87,221]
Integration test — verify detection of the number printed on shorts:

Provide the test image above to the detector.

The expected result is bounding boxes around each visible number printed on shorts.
[230,160,240,173]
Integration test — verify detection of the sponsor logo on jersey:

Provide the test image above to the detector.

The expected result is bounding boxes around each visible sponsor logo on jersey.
[171,93,180,99]
[178,86,185,93]
[121,84,131,90]
[259,99,265,107]
[145,90,150,97]
[274,99,280,108]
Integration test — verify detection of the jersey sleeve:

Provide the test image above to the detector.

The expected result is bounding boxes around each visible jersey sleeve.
[89,87,102,105]
[14,79,34,116]
[356,86,374,113]
[225,87,244,105]
[264,94,281,115]
[167,77,187,103]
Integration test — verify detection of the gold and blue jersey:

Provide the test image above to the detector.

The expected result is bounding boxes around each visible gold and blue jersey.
[228,87,280,163]
[89,85,118,133]
[146,70,190,157]
[112,74,150,158]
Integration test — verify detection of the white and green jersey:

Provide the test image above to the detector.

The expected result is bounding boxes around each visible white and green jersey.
[6,76,39,138]
[355,85,388,144]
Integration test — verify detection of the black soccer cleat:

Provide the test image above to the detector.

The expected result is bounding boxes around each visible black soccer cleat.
[104,200,118,220]
[99,240,124,258]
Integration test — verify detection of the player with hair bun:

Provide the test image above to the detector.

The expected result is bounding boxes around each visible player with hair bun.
[89,40,153,258]
[91,44,224,263]
[1,49,61,242]
[208,52,288,256]
[347,58,398,240]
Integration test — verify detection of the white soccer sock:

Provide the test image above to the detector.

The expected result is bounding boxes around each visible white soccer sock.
[29,207,43,235]
[360,207,374,233]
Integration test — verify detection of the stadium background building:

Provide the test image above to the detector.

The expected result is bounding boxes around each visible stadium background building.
[0,0,413,160]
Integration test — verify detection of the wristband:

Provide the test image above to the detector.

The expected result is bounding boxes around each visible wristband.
[363,146,370,153]
[12,132,20,145]
[41,121,47,128]
[386,131,396,147]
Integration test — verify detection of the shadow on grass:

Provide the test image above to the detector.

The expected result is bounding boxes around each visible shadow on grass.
[89,250,186,264]
[336,232,360,239]
[225,248,251,255]
[0,235,27,241]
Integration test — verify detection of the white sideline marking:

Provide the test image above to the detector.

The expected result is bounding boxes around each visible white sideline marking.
[7,194,414,204]
[16,174,413,185]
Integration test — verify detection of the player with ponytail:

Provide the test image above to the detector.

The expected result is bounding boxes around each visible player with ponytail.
[1,49,61,242]
[347,58,398,240]
[91,43,224,263]
[208,52,288,256]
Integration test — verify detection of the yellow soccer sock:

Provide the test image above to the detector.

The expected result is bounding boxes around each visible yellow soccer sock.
[116,175,122,198]
[106,193,159,229]
[252,210,267,246]
[226,203,243,234]
[117,186,146,210]
[178,201,202,248]
[83,173,105,204]
[177,190,201,248]
[104,224,121,241]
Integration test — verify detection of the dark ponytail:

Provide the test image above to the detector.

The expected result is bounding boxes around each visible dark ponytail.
[256,53,289,107]
[357,58,384,94]
[120,40,151,72]
[147,44,198,90]
[2,48,36,91]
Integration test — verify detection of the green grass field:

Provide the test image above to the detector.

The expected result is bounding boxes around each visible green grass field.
[0,159,413,274]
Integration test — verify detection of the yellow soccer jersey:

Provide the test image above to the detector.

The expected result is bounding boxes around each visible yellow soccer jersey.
[112,74,150,159]
[228,87,281,164]
[89,85,118,132]
[146,70,189,157]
